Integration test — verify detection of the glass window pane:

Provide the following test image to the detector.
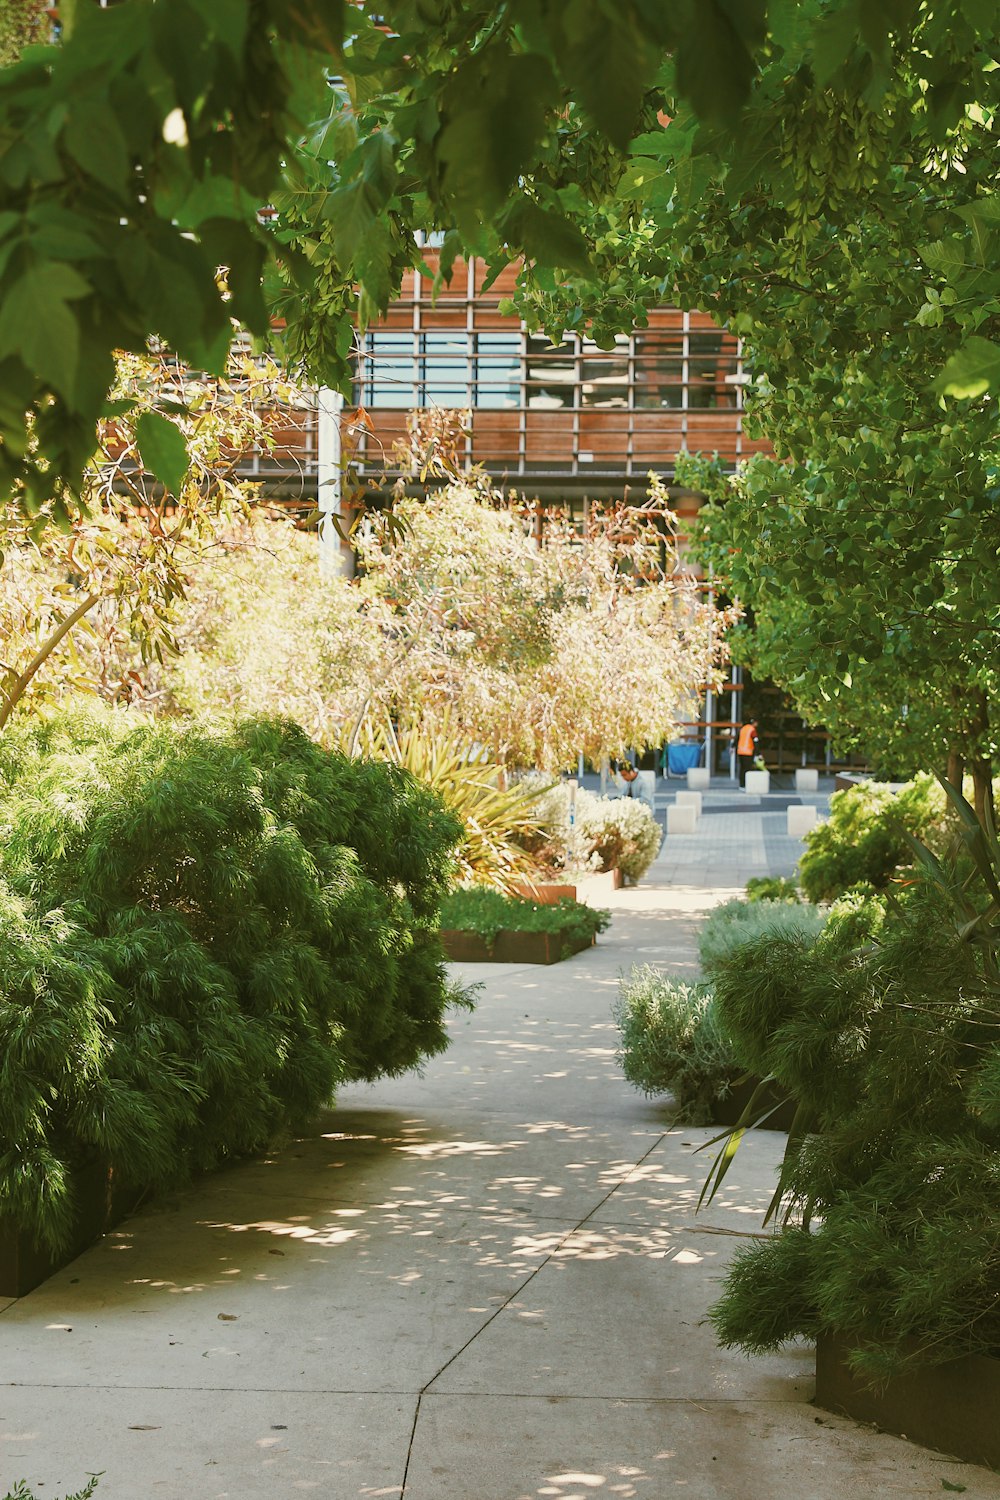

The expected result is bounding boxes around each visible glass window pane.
[421,331,468,405]
[580,344,629,408]
[526,333,575,408]
[688,332,739,409]
[474,332,520,408]
[633,332,684,409]
[365,333,414,407]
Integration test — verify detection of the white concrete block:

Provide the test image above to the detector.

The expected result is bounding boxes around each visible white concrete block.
[795,767,820,793]
[667,804,698,835]
[744,769,770,795]
[676,790,702,816]
[787,804,819,837]
[686,767,710,791]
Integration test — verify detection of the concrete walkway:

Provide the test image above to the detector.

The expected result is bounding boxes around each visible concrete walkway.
[4,784,999,1498]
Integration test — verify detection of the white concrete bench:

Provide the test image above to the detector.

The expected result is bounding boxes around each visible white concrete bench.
[686,767,710,791]
[787,804,819,837]
[795,768,820,793]
[745,769,770,794]
[676,790,702,817]
[667,803,698,834]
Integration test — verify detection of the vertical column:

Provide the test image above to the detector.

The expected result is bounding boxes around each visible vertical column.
[317,387,349,579]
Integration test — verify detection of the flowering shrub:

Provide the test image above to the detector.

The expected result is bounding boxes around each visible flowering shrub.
[526,781,663,882]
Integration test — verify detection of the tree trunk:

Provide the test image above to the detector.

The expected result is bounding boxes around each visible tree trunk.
[972,760,996,829]
[965,688,996,829]
[946,747,965,792]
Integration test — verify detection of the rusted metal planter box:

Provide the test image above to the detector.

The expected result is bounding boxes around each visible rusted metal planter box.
[815,1332,1000,1469]
[0,1161,141,1298]
[511,869,622,906]
[440,928,596,965]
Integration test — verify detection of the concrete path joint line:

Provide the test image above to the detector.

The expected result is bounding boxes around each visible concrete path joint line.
[398,1132,669,1495]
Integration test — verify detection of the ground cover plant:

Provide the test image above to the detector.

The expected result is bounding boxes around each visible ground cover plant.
[798,775,945,903]
[705,789,1000,1383]
[697,898,825,981]
[614,968,736,1124]
[439,888,609,956]
[0,708,465,1253]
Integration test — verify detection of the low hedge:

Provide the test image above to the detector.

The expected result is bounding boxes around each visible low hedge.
[0,709,465,1252]
[440,887,609,950]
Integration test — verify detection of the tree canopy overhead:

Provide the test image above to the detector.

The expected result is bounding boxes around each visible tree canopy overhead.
[3,0,993,513]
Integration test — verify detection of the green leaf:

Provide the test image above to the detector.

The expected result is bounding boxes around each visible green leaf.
[934,335,1000,399]
[500,202,592,275]
[65,98,131,191]
[0,263,91,400]
[675,0,764,123]
[560,0,655,148]
[136,411,189,495]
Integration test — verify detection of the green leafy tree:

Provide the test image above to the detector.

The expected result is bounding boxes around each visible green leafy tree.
[6,0,985,512]
[505,10,1000,813]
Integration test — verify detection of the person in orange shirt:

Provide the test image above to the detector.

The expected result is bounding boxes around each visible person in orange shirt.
[737,719,759,786]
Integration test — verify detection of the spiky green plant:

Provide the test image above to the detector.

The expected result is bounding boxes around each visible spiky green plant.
[0,708,465,1252]
[5,1481,100,1500]
[354,718,549,892]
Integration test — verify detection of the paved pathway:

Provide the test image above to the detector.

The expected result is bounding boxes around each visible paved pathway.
[4,781,998,1498]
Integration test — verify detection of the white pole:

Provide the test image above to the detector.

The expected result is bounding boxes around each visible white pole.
[317,386,348,578]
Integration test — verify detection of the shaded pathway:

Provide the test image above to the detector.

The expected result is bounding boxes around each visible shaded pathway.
[3,788,997,1497]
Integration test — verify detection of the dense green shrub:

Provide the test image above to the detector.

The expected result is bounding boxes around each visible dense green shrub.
[707,861,1000,1381]
[527,781,663,882]
[744,876,800,903]
[0,709,465,1252]
[440,887,609,952]
[697,897,825,979]
[613,967,737,1123]
[798,773,944,903]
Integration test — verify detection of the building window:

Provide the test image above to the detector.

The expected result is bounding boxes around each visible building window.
[633,332,684,409]
[474,332,521,408]
[580,336,629,408]
[420,331,468,406]
[526,333,575,409]
[362,332,415,407]
[687,332,739,409]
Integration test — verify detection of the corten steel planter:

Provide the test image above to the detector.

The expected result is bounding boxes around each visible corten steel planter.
[512,869,622,905]
[815,1332,1000,1469]
[0,1160,142,1298]
[440,928,597,965]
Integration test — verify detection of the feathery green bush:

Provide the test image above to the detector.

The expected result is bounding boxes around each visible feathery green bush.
[613,967,737,1123]
[0,709,464,1252]
[707,864,1000,1382]
[798,773,944,903]
[697,897,825,980]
